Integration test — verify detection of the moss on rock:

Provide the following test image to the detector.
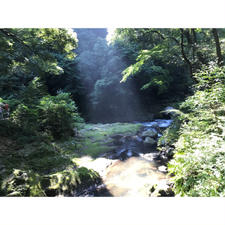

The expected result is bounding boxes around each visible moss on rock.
[1,169,45,197]
[78,123,143,158]
[1,167,101,197]
[41,167,100,196]
[77,167,101,188]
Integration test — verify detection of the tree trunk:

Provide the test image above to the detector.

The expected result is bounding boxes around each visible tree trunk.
[191,29,197,61]
[180,29,193,77]
[212,28,224,66]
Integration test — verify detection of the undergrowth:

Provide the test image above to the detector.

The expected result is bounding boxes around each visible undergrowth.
[168,65,225,196]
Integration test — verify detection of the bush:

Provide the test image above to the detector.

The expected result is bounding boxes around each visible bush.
[0,119,20,137]
[168,65,225,196]
[194,64,225,90]
[11,104,39,135]
[39,92,83,139]
[3,89,83,140]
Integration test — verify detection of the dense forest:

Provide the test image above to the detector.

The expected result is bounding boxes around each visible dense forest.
[0,28,225,196]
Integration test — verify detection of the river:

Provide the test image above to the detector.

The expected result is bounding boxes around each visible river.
[76,119,173,197]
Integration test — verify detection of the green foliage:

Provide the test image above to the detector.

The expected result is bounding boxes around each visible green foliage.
[20,77,47,105]
[0,28,82,139]
[0,119,20,137]
[9,78,47,136]
[122,54,172,95]
[21,142,72,173]
[11,104,38,133]
[0,136,101,196]
[113,29,191,100]
[158,117,182,147]
[140,66,171,95]
[76,167,100,188]
[1,169,44,197]
[39,92,83,139]
[117,28,225,99]
[168,65,225,196]
[0,166,101,196]
[194,64,225,90]
[121,46,167,83]
[7,89,83,140]
[0,28,78,98]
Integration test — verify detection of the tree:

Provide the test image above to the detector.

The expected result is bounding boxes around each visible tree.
[0,28,81,138]
[212,28,224,66]
[117,28,225,92]
[0,28,78,98]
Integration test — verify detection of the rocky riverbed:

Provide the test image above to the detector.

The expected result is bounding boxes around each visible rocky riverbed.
[0,107,177,197]
[76,119,174,197]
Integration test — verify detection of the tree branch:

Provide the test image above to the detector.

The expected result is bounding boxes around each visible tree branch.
[0,29,36,55]
[180,28,193,77]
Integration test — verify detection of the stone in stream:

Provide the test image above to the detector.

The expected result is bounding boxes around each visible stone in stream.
[143,137,157,147]
[131,135,143,144]
[119,135,144,148]
[149,180,174,197]
[118,149,139,161]
[110,148,139,161]
[158,165,167,173]
[141,128,158,139]
[139,153,159,161]
[161,106,181,119]
[78,119,174,197]
[111,134,124,145]
[77,156,115,177]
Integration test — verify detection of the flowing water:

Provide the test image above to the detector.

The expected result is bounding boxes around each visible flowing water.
[77,119,173,197]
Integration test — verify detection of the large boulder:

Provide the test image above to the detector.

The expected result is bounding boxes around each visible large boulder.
[0,167,101,197]
[1,169,43,197]
[141,128,158,139]
[43,167,101,196]
[121,135,143,148]
[161,106,181,119]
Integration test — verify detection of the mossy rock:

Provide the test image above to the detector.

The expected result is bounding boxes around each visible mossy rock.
[40,167,101,196]
[160,107,183,119]
[1,169,45,197]
[42,170,81,196]
[77,167,101,188]
[78,123,143,158]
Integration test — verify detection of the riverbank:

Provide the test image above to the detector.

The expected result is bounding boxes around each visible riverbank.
[0,118,174,196]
